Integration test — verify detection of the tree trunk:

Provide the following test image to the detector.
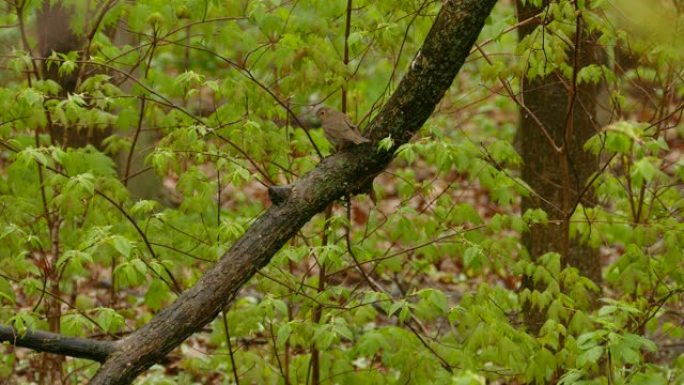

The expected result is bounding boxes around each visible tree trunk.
[516,1,602,315]
[35,3,81,383]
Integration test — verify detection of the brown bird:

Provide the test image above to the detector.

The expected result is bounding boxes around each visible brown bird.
[315,106,370,147]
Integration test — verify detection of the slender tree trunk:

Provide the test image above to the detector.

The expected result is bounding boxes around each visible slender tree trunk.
[35,3,81,383]
[516,1,602,319]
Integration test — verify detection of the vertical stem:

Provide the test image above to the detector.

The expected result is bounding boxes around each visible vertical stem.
[222,311,240,385]
[74,0,118,90]
[283,241,295,385]
[623,156,637,221]
[310,206,332,385]
[109,255,117,307]
[558,144,571,259]
[44,219,63,385]
[559,4,583,261]
[284,302,292,385]
[269,320,288,383]
[184,25,191,70]
[634,183,647,224]
[15,0,41,81]
[124,97,146,186]
[342,0,352,113]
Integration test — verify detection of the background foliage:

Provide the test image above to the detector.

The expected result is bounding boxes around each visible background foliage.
[0,0,682,384]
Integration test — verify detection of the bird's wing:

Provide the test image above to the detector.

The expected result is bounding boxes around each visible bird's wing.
[343,114,357,130]
[340,125,370,144]
[342,115,370,143]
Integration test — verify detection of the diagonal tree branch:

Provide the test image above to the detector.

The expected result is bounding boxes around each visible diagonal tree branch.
[65,1,497,383]
[0,324,116,363]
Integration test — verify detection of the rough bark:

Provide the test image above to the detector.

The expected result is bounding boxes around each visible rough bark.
[516,2,602,296]
[0,325,115,363]
[87,1,498,384]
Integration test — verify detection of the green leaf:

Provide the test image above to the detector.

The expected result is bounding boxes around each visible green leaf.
[0,276,16,304]
[377,135,394,152]
[144,279,169,311]
[65,172,96,196]
[276,323,292,347]
[558,369,585,385]
[632,157,659,183]
[463,246,484,270]
[96,308,124,333]
[17,147,48,166]
[62,314,94,336]
[312,324,335,350]
[19,88,44,106]
[388,300,405,317]
[109,235,134,258]
[356,330,389,356]
[577,346,604,366]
